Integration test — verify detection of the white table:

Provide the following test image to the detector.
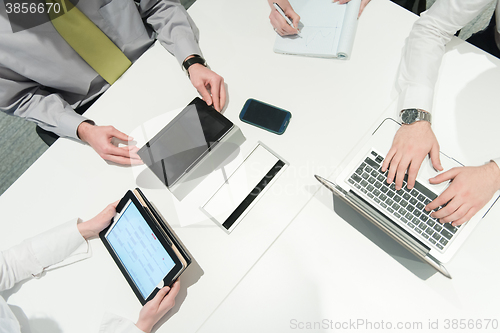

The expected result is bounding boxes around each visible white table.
[1,0,497,332]
[197,6,500,333]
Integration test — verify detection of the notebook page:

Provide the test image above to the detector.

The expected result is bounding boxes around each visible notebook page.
[273,0,360,59]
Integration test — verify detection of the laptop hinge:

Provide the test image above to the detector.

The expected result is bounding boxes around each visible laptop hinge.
[316,175,451,278]
[343,191,451,278]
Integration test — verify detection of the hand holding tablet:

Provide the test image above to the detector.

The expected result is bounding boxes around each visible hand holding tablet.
[136,280,181,333]
[100,189,191,305]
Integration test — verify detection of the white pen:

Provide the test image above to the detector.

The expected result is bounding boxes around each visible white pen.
[273,2,300,35]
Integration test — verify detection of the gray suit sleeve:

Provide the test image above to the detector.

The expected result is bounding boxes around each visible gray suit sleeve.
[0,67,89,140]
[138,0,203,65]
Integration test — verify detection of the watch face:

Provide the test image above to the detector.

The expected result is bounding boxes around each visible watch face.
[401,109,419,124]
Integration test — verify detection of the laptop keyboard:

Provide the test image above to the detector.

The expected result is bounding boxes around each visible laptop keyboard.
[348,150,462,252]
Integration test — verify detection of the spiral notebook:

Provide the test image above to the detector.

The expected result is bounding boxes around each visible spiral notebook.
[273,0,361,59]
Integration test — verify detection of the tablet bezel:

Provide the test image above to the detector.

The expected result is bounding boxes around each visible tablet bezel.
[99,190,183,305]
[137,97,234,188]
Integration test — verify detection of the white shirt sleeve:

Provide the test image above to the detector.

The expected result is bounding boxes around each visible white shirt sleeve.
[492,158,500,169]
[99,312,145,333]
[0,219,89,292]
[397,0,493,113]
[0,220,145,333]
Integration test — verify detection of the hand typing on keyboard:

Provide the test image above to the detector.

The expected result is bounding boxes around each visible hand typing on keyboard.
[426,162,500,226]
[351,151,456,251]
[381,122,443,191]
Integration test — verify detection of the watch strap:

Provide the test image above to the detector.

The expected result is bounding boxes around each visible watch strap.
[182,55,207,74]
[420,110,432,123]
[400,108,432,125]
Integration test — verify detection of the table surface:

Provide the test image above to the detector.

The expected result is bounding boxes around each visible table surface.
[1,0,499,332]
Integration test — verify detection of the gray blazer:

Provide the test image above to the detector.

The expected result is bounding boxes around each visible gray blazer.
[0,0,202,139]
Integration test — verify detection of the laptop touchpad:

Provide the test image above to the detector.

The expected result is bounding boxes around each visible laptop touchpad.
[416,153,461,196]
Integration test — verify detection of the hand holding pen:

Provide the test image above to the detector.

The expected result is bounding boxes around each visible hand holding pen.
[268,0,300,36]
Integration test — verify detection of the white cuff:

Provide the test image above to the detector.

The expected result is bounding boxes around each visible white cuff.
[491,158,500,170]
[29,219,90,277]
[399,83,435,115]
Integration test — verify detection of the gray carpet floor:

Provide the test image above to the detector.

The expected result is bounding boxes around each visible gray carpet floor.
[0,112,47,195]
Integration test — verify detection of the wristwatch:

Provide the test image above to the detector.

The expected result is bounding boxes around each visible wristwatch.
[182,55,207,77]
[399,108,432,125]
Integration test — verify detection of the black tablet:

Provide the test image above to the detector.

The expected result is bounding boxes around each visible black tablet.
[100,191,184,305]
[138,97,234,187]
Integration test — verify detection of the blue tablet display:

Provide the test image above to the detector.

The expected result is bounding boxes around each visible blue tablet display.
[106,201,176,299]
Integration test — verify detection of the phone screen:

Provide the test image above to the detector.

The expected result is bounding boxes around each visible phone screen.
[240,99,290,133]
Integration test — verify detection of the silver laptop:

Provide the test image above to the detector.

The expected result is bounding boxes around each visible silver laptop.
[316,118,499,278]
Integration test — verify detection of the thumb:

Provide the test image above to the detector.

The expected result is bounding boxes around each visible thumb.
[359,2,367,17]
[429,168,458,184]
[429,144,443,171]
[103,203,118,219]
[111,127,131,142]
[197,85,213,107]
[151,286,170,307]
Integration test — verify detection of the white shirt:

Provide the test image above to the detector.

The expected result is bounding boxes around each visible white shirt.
[397,0,500,167]
[0,220,142,333]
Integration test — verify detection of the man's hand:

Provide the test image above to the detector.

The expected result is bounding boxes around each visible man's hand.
[77,122,142,165]
[425,162,500,226]
[77,201,118,240]
[188,64,226,112]
[381,121,442,190]
[268,0,300,36]
[136,280,181,333]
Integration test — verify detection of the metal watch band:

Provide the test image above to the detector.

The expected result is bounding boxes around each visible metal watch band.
[420,110,432,123]
[400,108,432,125]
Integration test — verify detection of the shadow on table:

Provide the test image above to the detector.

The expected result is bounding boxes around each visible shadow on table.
[331,194,436,280]
[0,273,74,333]
[154,259,204,330]
[3,298,62,333]
[136,128,245,202]
[304,183,436,279]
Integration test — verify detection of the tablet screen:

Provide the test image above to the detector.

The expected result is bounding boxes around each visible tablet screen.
[106,200,176,299]
[138,98,233,187]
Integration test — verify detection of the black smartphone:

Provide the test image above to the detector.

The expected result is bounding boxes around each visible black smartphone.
[239,99,291,135]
